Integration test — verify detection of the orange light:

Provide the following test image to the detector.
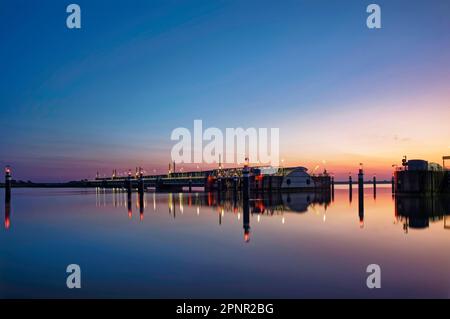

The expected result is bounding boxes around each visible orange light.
[207,192,213,206]
[255,200,265,213]
[5,217,10,229]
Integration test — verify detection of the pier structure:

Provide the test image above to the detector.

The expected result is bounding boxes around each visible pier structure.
[395,156,449,194]
[444,156,450,190]
[93,164,332,193]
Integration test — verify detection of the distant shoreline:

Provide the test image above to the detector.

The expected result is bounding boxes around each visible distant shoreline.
[0,181,93,188]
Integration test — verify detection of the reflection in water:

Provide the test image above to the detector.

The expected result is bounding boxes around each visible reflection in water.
[139,191,144,221]
[359,187,364,228]
[396,195,450,233]
[349,186,353,204]
[93,189,333,228]
[243,196,250,243]
[91,188,450,235]
[127,190,132,219]
[159,191,332,217]
[373,177,377,200]
[4,201,10,230]
[3,187,450,298]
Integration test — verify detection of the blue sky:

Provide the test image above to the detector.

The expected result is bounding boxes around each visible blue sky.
[1,0,449,181]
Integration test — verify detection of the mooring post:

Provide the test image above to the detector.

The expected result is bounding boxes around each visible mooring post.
[358,166,364,228]
[373,175,377,199]
[242,160,250,243]
[348,174,353,190]
[4,166,12,229]
[5,166,11,203]
[243,173,250,243]
[358,166,364,191]
[126,170,132,219]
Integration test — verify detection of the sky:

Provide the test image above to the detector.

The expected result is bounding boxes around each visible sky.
[0,0,449,182]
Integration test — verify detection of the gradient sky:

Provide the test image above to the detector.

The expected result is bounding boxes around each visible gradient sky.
[1,0,449,181]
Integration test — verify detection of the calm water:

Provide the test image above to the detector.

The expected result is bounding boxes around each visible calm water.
[1,186,449,298]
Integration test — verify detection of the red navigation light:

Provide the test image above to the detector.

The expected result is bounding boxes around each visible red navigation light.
[244,232,250,243]
[5,217,10,229]
[5,167,11,174]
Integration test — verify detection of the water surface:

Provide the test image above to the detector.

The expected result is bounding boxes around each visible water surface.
[1,186,449,298]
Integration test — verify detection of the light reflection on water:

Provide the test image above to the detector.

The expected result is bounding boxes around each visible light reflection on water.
[0,185,449,298]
